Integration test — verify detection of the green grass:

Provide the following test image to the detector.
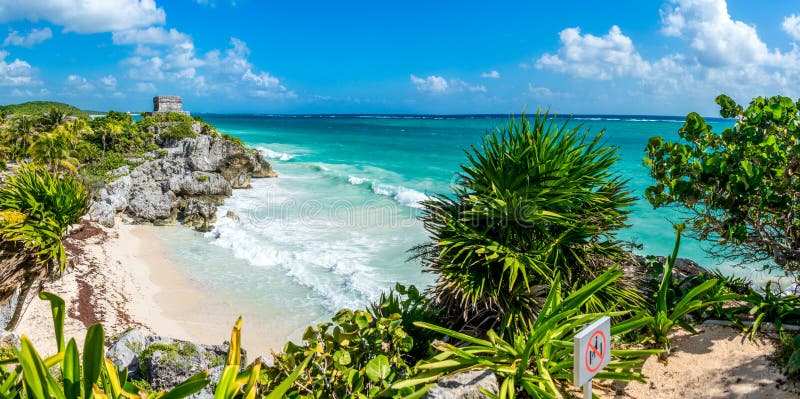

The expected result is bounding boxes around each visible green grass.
[0,101,89,119]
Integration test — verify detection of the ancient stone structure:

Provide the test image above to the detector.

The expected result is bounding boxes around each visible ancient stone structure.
[152,95,189,115]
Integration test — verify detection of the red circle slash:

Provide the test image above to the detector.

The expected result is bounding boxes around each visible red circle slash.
[584,330,607,373]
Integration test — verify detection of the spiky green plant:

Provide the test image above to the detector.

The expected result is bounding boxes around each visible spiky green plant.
[0,292,309,399]
[0,163,89,270]
[393,268,659,398]
[415,111,638,333]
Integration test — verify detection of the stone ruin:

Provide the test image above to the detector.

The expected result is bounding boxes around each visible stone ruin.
[152,95,189,115]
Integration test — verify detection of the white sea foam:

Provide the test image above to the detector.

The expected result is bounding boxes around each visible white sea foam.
[256,146,295,161]
[369,182,428,208]
[206,184,389,311]
[348,175,367,185]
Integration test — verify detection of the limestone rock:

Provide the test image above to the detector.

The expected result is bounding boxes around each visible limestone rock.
[168,172,231,197]
[0,330,20,349]
[225,210,240,222]
[424,370,498,399]
[88,201,116,228]
[107,330,241,398]
[181,198,218,232]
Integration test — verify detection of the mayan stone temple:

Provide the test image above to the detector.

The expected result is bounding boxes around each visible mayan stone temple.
[152,95,189,115]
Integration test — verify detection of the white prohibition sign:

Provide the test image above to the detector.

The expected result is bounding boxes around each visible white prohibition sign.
[573,316,611,387]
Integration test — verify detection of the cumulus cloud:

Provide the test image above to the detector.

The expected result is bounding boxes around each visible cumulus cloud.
[783,14,800,41]
[0,51,37,87]
[536,25,651,80]
[410,74,485,94]
[535,0,800,104]
[112,27,191,46]
[660,0,781,67]
[3,27,52,48]
[100,75,118,90]
[0,0,165,34]
[481,70,500,79]
[64,74,94,91]
[410,75,449,93]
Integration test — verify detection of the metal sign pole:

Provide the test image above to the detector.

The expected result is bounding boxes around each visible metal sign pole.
[583,381,592,398]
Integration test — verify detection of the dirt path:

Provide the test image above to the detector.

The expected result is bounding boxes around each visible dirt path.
[618,324,797,398]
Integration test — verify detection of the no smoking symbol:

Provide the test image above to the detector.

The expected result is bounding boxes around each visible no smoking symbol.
[584,330,606,373]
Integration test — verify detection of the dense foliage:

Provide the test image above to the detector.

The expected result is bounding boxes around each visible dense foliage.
[395,269,659,398]
[645,94,800,274]
[0,292,307,399]
[262,284,439,398]
[0,101,89,119]
[416,112,638,333]
[0,163,88,270]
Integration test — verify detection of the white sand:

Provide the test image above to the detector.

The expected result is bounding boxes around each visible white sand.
[13,219,236,355]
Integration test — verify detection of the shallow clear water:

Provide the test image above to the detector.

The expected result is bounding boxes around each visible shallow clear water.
[154,114,778,343]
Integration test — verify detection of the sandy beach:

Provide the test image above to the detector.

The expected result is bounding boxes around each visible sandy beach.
[13,218,241,355]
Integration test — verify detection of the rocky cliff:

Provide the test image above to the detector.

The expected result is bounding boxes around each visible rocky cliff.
[88,129,276,232]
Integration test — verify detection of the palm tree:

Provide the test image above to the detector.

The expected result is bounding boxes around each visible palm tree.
[99,120,123,153]
[7,115,38,160]
[39,108,68,131]
[28,131,78,174]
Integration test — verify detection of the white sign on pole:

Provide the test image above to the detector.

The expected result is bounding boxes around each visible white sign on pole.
[573,316,611,397]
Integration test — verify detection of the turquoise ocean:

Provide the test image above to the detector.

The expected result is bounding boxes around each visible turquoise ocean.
[152,114,773,344]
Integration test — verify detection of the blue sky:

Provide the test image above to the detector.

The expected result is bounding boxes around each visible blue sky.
[1,0,800,115]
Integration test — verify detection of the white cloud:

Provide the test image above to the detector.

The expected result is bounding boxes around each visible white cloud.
[100,75,118,90]
[64,74,94,91]
[536,25,651,80]
[660,0,779,68]
[410,74,486,94]
[0,0,165,34]
[481,70,500,79]
[112,27,191,46]
[3,27,52,48]
[783,14,800,41]
[135,82,156,92]
[0,51,37,87]
[410,74,449,93]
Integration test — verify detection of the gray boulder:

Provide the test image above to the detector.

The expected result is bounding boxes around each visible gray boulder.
[168,172,231,197]
[0,330,20,349]
[127,182,175,222]
[107,330,236,398]
[88,201,116,228]
[181,198,218,232]
[424,370,498,399]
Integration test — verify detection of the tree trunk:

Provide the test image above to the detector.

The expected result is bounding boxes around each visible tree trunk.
[4,275,36,331]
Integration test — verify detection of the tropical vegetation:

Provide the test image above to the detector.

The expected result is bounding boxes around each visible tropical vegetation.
[415,112,638,334]
[645,94,800,276]
[1,97,799,398]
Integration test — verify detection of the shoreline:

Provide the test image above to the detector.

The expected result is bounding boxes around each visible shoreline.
[14,218,283,356]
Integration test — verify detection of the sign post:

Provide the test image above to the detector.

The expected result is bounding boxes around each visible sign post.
[573,316,611,398]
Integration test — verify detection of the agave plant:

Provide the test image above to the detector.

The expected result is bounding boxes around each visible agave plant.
[394,268,659,398]
[646,225,735,355]
[415,111,638,333]
[0,163,89,269]
[0,292,308,399]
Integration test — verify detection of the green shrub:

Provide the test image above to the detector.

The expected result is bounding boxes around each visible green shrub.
[395,268,659,398]
[262,284,438,398]
[644,225,735,355]
[156,150,168,158]
[0,163,89,270]
[645,94,800,273]
[81,152,140,183]
[0,292,309,399]
[195,175,208,182]
[416,111,638,333]
[161,121,197,140]
[730,282,800,339]
[221,134,245,148]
